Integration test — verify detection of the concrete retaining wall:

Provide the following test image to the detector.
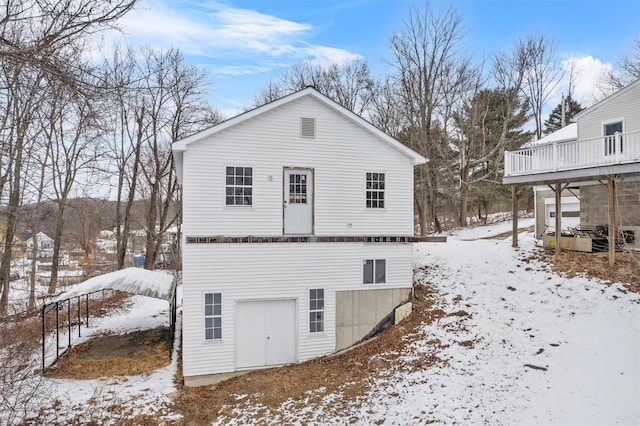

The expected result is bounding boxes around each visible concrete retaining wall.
[335,288,411,351]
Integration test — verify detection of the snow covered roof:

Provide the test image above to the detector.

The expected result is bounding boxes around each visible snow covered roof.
[51,267,176,304]
[530,123,577,146]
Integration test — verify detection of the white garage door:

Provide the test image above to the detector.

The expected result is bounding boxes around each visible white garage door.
[235,299,297,369]
[545,197,580,230]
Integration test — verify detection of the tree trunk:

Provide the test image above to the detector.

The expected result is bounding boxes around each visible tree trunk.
[117,106,144,270]
[48,203,66,294]
[0,133,24,316]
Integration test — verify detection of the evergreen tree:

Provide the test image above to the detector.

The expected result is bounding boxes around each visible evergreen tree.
[543,95,584,135]
[451,88,532,226]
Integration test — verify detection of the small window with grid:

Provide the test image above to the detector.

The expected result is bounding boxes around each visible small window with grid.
[205,293,222,340]
[309,288,324,333]
[289,173,308,204]
[366,172,385,208]
[225,166,252,206]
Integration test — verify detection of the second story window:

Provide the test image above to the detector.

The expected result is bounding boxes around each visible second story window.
[226,166,252,206]
[604,121,623,155]
[366,172,385,208]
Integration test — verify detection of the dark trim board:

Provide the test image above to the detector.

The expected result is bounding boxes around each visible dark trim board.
[186,235,447,244]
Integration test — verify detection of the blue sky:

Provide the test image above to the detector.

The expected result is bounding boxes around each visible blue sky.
[113,0,640,118]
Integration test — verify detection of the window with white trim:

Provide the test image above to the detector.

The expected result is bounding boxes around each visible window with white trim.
[204,293,222,340]
[309,288,324,333]
[604,121,623,155]
[366,172,385,208]
[225,166,252,206]
[363,259,386,284]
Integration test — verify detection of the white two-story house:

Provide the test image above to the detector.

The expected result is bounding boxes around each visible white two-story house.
[504,79,640,260]
[172,87,426,386]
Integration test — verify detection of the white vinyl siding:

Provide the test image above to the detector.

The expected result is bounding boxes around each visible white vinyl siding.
[181,96,414,237]
[181,243,412,377]
[179,93,418,380]
[576,83,640,140]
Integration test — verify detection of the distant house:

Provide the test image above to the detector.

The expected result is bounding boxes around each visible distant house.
[173,87,426,386]
[25,231,55,258]
[504,79,640,254]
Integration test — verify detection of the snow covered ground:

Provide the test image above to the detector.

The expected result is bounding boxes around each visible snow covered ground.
[7,218,639,425]
[359,219,640,425]
[35,293,181,425]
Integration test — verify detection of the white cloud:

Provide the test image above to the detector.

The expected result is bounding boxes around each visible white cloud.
[561,55,613,107]
[301,45,363,67]
[114,0,362,73]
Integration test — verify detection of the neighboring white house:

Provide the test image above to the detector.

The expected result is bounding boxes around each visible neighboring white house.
[505,79,640,251]
[25,231,55,258]
[173,87,426,386]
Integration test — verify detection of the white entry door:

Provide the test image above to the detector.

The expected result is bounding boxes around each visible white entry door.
[284,169,313,234]
[235,299,297,369]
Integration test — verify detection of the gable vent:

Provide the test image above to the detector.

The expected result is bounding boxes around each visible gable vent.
[300,117,315,138]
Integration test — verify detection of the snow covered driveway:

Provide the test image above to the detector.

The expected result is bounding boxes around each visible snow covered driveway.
[361,230,640,425]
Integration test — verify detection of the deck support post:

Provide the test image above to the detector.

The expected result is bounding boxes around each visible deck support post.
[512,185,518,247]
[608,176,616,266]
[555,182,562,256]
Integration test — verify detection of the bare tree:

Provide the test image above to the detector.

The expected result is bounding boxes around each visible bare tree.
[0,65,47,315]
[137,48,216,269]
[66,197,109,261]
[99,45,146,270]
[519,33,563,140]
[599,38,640,95]
[46,73,103,294]
[369,76,405,137]
[387,1,472,234]
[0,0,139,312]
[0,0,137,81]
[24,138,52,311]
[253,60,376,116]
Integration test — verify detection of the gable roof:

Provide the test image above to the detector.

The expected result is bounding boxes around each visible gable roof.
[172,86,426,165]
[573,78,640,121]
[25,231,54,242]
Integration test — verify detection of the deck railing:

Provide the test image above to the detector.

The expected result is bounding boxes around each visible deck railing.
[504,130,640,176]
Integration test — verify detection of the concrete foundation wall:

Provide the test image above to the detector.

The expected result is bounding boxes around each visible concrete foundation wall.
[581,181,640,249]
[581,182,640,226]
[335,288,411,351]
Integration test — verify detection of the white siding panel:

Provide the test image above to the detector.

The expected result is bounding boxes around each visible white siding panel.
[181,243,413,377]
[182,96,414,237]
[577,83,640,140]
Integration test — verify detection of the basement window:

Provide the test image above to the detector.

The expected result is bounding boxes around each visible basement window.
[204,292,222,340]
[309,289,324,333]
[363,259,386,284]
